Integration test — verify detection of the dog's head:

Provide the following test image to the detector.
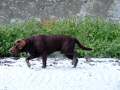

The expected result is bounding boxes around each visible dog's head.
[9,39,26,55]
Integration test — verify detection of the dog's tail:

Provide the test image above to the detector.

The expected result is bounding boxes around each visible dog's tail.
[74,38,92,51]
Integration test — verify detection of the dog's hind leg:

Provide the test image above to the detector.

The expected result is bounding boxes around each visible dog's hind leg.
[65,52,78,68]
[72,54,78,68]
[70,51,78,68]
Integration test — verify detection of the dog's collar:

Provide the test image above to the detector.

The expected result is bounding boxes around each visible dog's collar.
[22,39,31,51]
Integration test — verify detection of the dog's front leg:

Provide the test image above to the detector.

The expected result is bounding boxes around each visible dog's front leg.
[26,56,34,67]
[41,53,47,68]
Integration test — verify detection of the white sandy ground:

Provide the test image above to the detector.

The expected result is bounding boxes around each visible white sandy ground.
[0,58,120,90]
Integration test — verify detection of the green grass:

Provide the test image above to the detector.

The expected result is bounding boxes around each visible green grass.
[0,17,120,58]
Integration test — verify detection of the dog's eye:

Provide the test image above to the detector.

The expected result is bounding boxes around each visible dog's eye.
[17,40,21,43]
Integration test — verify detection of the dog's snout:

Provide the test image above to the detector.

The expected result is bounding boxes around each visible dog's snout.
[9,48,12,52]
[9,48,14,53]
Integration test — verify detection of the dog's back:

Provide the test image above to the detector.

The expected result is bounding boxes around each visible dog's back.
[27,35,74,54]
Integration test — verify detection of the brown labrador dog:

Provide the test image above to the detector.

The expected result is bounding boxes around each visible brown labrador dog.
[10,35,92,68]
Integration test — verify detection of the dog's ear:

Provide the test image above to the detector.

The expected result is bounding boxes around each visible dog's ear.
[15,39,26,50]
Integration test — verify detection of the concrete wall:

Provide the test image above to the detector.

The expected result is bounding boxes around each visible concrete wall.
[0,0,119,23]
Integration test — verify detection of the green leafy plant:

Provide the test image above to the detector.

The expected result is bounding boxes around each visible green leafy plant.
[0,17,120,58]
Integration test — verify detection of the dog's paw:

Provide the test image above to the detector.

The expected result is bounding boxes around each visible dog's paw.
[42,65,46,68]
[27,63,31,68]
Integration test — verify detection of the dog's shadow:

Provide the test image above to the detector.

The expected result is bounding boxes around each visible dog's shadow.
[29,58,75,70]
[0,58,17,67]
